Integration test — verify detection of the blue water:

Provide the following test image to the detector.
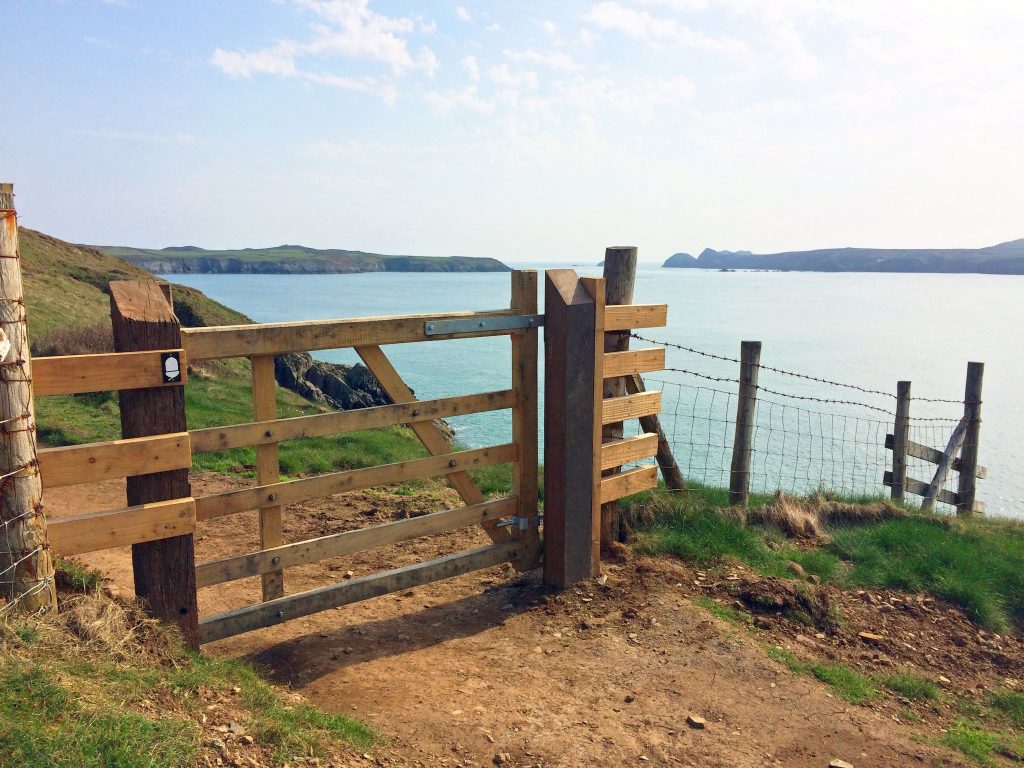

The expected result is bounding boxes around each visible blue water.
[167,267,1024,518]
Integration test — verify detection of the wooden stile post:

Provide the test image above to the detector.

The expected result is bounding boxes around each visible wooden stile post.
[111,280,199,649]
[956,362,984,515]
[728,340,761,507]
[510,271,540,568]
[600,247,637,549]
[543,270,600,588]
[251,355,284,599]
[0,182,57,614]
[891,381,911,501]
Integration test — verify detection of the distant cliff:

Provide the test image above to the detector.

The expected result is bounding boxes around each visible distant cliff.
[91,244,510,274]
[663,240,1024,275]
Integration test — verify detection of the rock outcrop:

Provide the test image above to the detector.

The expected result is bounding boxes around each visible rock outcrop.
[274,353,390,411]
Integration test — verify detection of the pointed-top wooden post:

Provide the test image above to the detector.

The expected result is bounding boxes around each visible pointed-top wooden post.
[0,182,57,614]
[110,279,198,648]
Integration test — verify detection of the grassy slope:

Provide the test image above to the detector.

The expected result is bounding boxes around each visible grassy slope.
[95,243,510,272]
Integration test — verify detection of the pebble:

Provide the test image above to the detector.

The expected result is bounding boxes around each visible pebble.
[829,760,854,768]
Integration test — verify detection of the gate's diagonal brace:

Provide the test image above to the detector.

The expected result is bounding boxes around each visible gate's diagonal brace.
[355,345,512,544]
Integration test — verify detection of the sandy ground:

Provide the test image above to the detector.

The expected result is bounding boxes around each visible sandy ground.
[45,474,990,768]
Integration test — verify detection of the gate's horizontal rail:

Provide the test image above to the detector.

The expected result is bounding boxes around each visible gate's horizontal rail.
[600,464,658,504]
[602,348,665,379]
[190,389,515,453]
[604,304,668,331]
[199,541,520,644]
[600,433,659,471]
[38,432,191,488]
[48,498,196,556]
[882,470,974,509]
[194,443,518,521]
[33,349,187,396]
[182,309,528,361]
[601,391,661,425]
[884,433,987,479]
[196,496,517,588]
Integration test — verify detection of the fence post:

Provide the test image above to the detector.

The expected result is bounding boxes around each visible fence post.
[956,362,984,515]
[110,280,199,649]
[510,270,540,568]
[728,340,761,507]
[600,247,637,549]
[0,182,56,614]
[543,270,599,588]
[890,381,911,501]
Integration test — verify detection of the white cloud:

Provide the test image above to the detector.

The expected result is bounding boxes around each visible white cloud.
[584,1,747,56]
[504,48,581,72]
[487,63,539,90]
[455,6,471,22]
[485,23,501,32]
[561,75,695,119]
[87,129,207,145]
[424,86,495,115]
[462,54,480,82]
[211,0,436,101]
[539,20,557,35]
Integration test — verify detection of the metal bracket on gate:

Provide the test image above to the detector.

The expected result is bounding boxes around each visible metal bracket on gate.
[424,314,545,336]
[498,514,543,531]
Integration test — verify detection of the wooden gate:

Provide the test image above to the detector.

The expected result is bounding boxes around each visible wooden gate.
[33,266,667,649]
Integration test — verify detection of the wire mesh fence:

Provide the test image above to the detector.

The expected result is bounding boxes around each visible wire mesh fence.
[640,332,967,508]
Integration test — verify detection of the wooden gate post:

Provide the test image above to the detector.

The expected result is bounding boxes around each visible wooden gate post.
[511,270,540,568]
[890,381,911,501]
[600,247,637,549]
[0,182,56,614]
[728,340,761,507]
[110,280,199,649]
[956,362,984,515]
[543,270,600,588]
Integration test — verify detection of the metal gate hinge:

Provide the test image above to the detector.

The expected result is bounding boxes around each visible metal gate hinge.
[424,314,544,336]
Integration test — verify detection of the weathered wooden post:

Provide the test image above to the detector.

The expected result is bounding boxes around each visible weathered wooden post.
[600,247,637,549]
[956,362,984,515]
[543,270,600,587]
[0,182,56,614]
[728,340,761,507]
[510,270,541,568]
[890,381,911,501]
[110,280,199,648]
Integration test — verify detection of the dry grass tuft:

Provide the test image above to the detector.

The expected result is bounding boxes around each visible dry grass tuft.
[749,491,906,542]
[53,592,182,666]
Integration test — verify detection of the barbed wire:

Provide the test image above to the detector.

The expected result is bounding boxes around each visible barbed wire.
[632,332,966,404]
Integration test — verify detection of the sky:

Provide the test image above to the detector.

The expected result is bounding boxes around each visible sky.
[3,0,1023,263]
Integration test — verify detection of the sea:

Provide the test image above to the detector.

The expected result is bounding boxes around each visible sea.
[166,267,1024,519]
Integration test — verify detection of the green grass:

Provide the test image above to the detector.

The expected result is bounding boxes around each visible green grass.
[878,671,942,702]
[989,689,1024,728]
[940,719,1024,765]
[692,594,755,627]
[764,645,878,704]
[628,487,1024,632]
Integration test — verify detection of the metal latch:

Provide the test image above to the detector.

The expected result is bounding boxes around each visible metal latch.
[499,514,543,531]
[424,314,544,336]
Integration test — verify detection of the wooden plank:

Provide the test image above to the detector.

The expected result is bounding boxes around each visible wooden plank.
[581,275,607,570]
[110,279,198,649]
[196,497,517,588]
[624,375,686,491]
[601,391,661,425]
[194,443,517,521]
[604,304,668,331]
[884,433,987,479]
[602,348,665,379]
[883,471,960,507]
[355,345,511,544]
[33,349,187,396]
[600,464,657,504]
[251,355,283,600]
[510,270,540,567]
[48,498,196,557]
[38,433,191,488]
[182,309,524,361]
[191,390,515,453]
[600,433,659,471]
[922,417,968,512]
[199,541,520,644]
[542,269,599,588]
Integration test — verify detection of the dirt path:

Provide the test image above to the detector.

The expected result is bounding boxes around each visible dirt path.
[47,476,972,767]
